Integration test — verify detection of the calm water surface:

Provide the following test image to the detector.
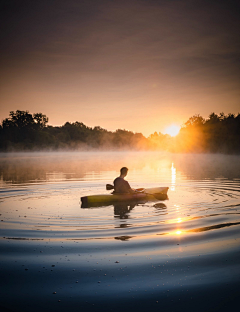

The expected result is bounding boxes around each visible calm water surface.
[0,152,240,312]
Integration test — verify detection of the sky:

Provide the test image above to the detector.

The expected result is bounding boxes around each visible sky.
[0,0,239,136]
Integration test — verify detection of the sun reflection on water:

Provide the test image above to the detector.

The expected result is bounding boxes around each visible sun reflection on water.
[1,152,240,244]
[171,162,176,191]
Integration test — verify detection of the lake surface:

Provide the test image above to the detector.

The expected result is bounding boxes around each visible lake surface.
[0,152,240,312]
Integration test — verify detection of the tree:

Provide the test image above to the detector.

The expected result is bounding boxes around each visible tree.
[33,113,48,129]
[0,110,49,149]
[184,114,205,127]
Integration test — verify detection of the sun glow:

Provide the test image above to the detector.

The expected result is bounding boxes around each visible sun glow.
[164,124,181,137]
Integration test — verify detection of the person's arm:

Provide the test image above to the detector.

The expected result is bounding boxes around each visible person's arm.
[124,180,135,193]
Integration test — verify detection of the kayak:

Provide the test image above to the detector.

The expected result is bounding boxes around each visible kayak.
[81,187,169,208]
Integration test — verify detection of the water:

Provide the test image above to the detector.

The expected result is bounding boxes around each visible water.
[0,152,240,312]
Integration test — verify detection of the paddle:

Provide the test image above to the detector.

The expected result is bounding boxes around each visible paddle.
[106,184,114,190]
[106,184,144,192]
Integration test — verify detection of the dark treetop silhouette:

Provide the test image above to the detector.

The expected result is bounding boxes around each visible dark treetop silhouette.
[0,110,240,153]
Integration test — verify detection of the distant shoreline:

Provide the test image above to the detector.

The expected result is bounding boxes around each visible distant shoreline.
[1,110,240,154]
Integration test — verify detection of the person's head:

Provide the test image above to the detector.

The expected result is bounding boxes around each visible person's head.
[120,167,128,177]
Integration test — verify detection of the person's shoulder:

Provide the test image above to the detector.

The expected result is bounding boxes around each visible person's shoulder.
[114,177,122,183]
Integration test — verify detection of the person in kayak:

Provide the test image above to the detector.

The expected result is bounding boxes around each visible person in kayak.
[113,167,135,193]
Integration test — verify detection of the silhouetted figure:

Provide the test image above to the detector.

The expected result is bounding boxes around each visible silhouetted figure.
[113,167,135,193]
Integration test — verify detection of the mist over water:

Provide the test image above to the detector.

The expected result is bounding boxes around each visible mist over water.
[0,151,240,312]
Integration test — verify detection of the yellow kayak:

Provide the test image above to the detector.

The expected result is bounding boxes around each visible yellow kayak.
[81,187,168,208]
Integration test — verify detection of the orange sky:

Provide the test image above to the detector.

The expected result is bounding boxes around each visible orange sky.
[0,0,239,136]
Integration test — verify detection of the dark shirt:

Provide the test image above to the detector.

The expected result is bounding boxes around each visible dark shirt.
[113,177,132,193]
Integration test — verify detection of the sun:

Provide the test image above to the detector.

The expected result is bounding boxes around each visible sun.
[164,124,181,137]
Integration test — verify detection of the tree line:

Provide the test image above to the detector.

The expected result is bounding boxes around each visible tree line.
[0,110,239,153]
[175,113,240,153]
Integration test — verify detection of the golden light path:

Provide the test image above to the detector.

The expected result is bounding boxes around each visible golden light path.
[171,162,176,191]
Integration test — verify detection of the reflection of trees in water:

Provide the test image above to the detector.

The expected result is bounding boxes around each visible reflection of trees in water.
[1,152,239,184]
[0,152,160,184]
[171,154,240,180]
[0,156,84,183]
[0,162,47,184]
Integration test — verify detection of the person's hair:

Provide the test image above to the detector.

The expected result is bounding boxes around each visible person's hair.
[120,167,128,175]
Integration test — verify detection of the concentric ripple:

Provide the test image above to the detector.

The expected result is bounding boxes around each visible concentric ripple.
[0,152,240,244]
